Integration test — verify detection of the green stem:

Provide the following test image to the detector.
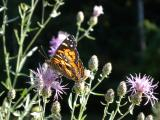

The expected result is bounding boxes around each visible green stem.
[91,76,105,92]
[23,0,63,55]
[12,86,34,109]
[42,97,47,119]
[102,103,109,120]
[6,100,12,120]
[71,94,78,120]
[13,0,39,87]
[18,94,38,120]
[77,25,93,42]
[38,95,43,119]
[23,16,51,55]
[75,24,80,41]
[110,97,122,120]
[77,78,93,120]
[1,0,11,88]
[117,104,135,120]
[41,0,45,24]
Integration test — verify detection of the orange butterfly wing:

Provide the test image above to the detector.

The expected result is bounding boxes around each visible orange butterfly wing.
[48,35,84,81]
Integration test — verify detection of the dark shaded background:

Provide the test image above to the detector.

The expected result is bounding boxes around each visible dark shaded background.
[1,0,160,119]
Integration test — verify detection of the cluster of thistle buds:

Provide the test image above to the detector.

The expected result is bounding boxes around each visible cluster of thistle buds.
[76,5,104,27]
[137,112,153,120]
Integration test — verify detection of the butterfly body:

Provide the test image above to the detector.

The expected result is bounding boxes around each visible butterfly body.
[48,35,84,81]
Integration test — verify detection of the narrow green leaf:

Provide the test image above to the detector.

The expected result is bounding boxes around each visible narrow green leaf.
[68,93,73,109]
[14,29,20,44]
[24,94,30,109]
[129,105,134,115]
[100,101,106,106]
[0,91,5,96]
[81,114,87,120]
[1,81,9,90]
[21,88,28,97]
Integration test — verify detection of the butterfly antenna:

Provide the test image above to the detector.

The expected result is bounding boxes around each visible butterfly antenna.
[38,46,49,59]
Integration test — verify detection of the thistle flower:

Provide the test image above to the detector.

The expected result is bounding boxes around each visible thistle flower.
[31,63,67,100]
[48,31,69,57]
[88,5,104,26]
[126,73,158,106]
[93,5,104,17]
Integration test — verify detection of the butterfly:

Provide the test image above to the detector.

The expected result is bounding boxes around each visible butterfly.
[47,34,85,82]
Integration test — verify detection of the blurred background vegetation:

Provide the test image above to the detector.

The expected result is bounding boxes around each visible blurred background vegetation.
[0,0,160,119]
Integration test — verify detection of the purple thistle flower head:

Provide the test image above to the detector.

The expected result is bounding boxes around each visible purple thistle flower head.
[48,31,69,57]
[92,5,104,17]
[126,73,158,106]
[31,63,67,100]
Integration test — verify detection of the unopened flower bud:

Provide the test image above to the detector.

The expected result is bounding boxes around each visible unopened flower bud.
[39,87,52,98]
[102,62,112,77]
[88,55,98,71]
[82,69,91,80]
[20,3,29,12]
[31,105,42,119]
[32,106,42,113]
[137,112,145,120]
[7,89,16,100]
[73,81,85,94]
[130,92,142,105]
[145,115,153,120]
[88,16,98,26]
[77,11,84,25]
[117,81,127,97]
[104,89,114,103]
[51,101,61,114]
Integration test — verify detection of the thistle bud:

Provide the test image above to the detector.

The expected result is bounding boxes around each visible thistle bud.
[31,106,42,119]
[137,112,145,120]
[73,81,85,95]
[145,115,153,120]
[88,55,98,71]
[104,89,114,103]
[51,101,61,114]
[117,81,127,97]
[102,62,112,77]
[32,106,42,113]
[88,16,98,26]
[7,89,16,100]
[77,11,84,26]
[82,69,91,80]
[130,92,142,105]
[39,87,52,98]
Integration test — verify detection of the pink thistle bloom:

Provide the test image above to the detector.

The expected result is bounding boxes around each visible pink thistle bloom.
[93,5,104,17]
[48,31,69,57]
[31,63,67,100]
[126,73,158,106]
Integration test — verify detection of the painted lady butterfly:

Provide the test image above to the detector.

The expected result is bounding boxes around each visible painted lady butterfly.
[47,34,85,81]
